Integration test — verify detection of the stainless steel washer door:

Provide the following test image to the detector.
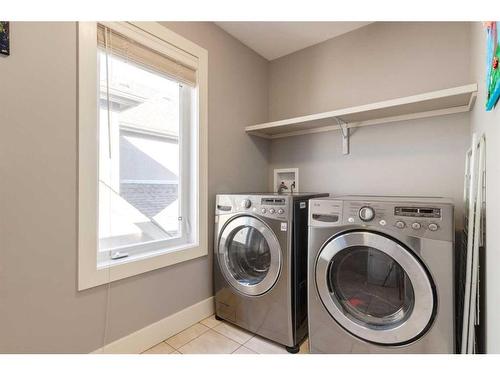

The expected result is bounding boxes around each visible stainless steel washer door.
[315,231,435,345]
[218,216,282,296]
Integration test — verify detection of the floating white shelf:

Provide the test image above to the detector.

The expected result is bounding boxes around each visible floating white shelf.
[245,84,478,140]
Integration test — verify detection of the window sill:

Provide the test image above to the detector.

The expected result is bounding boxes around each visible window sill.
[78,242,207,291]
[97,241,200,269]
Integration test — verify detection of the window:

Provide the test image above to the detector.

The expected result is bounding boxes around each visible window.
[78,22,208,290]
[97,35,195,265]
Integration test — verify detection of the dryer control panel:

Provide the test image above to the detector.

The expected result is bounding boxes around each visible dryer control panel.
[309,197,454,242]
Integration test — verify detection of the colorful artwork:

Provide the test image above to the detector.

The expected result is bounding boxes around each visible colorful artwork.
[485,22,500,110]
[0,21,9,56]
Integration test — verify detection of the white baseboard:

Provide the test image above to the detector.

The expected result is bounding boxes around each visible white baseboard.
[92,296,215,354]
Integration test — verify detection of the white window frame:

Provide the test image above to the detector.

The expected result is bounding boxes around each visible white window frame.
[78,22,208,290]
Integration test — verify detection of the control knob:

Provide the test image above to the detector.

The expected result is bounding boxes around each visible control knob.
[277,208,284,214]
[395,221,406,229]
[428,223,439,231]
[269,208,276,214]
[359,206,375,222]
[241,199,251,209]
[261,208,266,214]
[411,222,421,230]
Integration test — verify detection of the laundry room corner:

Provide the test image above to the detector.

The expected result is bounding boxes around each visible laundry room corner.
[266,22,472,231]
[3,3,500,373]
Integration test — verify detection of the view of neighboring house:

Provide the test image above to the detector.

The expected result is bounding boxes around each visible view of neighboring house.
[98,50,182,255]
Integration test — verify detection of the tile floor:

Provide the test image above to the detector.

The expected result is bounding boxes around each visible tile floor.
[142,315,309,354]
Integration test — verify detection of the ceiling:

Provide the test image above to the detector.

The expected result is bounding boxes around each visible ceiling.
[215,22,372,60]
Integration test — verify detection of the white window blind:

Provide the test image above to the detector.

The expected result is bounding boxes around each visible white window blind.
[97,24,197,87]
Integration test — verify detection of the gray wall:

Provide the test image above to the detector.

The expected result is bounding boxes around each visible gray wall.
[0,22,269,353]
[267,22,472,228]
[469,22,500,353]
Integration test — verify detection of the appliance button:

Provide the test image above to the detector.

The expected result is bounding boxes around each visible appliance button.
[428,223,439,231]
[395,221,406,229]
[269,208,276,214]
[348,217,355,223]
[261,208,266,214]
[379,219,387,226]
[241,199,251,209]
[277,208,284,214]
[359,206,375,222]
[411,222,421,230]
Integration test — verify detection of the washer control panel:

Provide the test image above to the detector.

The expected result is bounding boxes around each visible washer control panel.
[215,194,289,220]
[309,197,453,241]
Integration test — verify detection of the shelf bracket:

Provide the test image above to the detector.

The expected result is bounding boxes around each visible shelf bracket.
[335,117,349,155]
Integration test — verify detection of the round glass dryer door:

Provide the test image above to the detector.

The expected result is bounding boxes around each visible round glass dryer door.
[315,231,435,345]
[218,216,282,296]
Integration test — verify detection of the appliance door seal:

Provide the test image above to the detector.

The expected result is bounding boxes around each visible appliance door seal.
[218,215,282,296]
[315,230,435,345]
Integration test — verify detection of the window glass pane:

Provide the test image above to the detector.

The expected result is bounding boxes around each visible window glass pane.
[98,49,185,253]
[329,246,414,328]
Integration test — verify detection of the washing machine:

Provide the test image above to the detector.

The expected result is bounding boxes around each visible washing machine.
[214,193,328,352]
[308,196,455,353]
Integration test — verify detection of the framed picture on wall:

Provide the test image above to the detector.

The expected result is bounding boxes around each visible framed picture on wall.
[0,21,10,56]
[485,21,500,110]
